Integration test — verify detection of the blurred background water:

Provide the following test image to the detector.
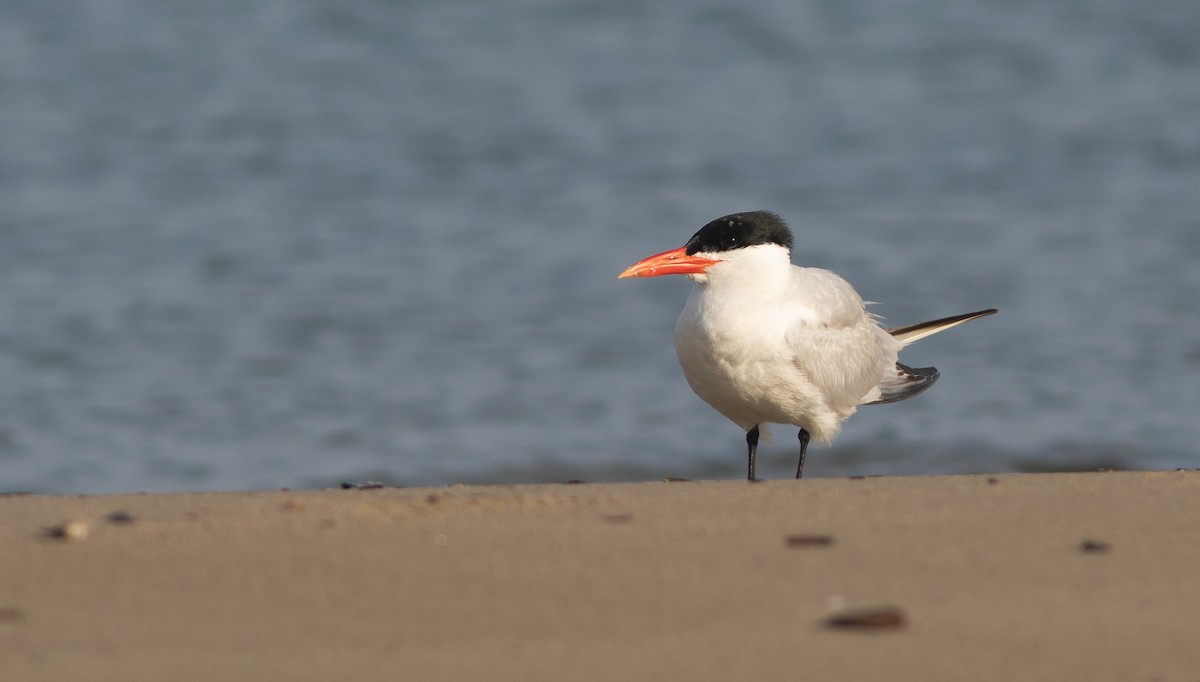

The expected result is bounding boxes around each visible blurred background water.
[1,0,1198,493]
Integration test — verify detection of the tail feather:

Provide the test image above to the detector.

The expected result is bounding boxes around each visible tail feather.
[866,308,996,406]
[886,308,997,345]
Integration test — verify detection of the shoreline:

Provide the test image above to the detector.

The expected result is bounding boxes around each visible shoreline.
[3,470,1199,680]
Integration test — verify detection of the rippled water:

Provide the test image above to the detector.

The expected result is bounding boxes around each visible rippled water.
[2,0,1198,492]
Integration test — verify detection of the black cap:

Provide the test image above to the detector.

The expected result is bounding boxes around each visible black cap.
[684,211,794,255]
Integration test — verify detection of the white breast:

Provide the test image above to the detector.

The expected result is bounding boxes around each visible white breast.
[672,254,900,443]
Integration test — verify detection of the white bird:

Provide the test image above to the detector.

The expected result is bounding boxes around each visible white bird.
[619,210,996,480]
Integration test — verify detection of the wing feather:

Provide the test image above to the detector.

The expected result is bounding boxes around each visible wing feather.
[886,308,997,345]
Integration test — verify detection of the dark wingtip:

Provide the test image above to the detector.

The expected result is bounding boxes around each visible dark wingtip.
[868,363,940,405]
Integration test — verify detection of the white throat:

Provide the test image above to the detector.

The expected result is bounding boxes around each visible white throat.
[687,243,793,294]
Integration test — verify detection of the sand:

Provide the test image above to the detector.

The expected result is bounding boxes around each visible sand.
[3,470,1199,681]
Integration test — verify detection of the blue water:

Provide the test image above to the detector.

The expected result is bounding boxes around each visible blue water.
[2,0,1198,493]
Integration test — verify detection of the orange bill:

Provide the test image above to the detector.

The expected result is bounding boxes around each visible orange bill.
[618,247,721,278]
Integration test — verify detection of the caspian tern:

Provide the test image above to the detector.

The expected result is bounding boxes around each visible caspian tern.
[619,210,996,481]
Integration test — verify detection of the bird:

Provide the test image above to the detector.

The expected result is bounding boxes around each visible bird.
[619,210,996,481]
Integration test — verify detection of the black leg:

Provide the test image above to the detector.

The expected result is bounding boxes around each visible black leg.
[795,428,810,479]
[746,425,760,481]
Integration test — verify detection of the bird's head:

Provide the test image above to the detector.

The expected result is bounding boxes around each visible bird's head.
[618,211,794,283]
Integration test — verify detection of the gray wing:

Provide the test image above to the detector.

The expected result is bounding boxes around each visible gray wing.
[867,363,940,405]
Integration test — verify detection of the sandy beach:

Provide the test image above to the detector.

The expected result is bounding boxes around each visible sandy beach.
[3,470,1199,681]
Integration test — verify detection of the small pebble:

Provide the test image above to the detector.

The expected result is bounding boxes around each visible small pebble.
[0,607,24,623]
[45,519,91,541]
[601,513,634,524]
[785,534,834,547]
[106,510,136,524]
[1079,539,1111,553]
[825,606,906,631]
